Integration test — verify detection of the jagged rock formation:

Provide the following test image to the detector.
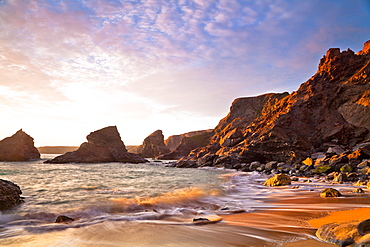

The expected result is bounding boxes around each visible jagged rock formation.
[134,130,171,158]
[165,130,213,151]
[158,130,214,160]
[45,126,146,163]
[0,129,40,161]
[0,179,23,211]
[179,40,370,167]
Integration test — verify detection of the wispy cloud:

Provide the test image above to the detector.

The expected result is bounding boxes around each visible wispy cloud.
[0,0,369,145]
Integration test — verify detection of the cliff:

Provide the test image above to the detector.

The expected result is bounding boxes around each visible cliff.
[134,130,171,158]
[158,130,213,160]
[165,130,213,151]
[179,40,370,167]
[0,129,40,161]
[45,126,146,163]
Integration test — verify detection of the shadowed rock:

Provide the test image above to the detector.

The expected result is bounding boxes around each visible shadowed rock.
[45,126,146,163]
[320,188,341,197]
[0,129,40,161]
[134,130,170,158]
[0,179,23,211]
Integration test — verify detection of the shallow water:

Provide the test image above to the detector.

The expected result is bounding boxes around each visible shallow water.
[0,156,369,246]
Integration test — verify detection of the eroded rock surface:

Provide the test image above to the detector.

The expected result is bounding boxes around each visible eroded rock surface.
[0,179,23,211]
[46,126,146,163]
[0,129,40,161]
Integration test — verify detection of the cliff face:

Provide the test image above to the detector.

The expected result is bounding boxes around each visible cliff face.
[180,41,370,166]
[46,126,146,163]
[0,129,40,161]
[158,130,213,160]
[134,130,170,158]
[165,130,213,151]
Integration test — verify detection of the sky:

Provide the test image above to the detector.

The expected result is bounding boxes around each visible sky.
[0,0,369,147]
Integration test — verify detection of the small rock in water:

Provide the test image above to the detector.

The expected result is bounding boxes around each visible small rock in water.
[55,215,74,223]
[352,188,365,193]
[320,188,342,197]
[263,174,291,186]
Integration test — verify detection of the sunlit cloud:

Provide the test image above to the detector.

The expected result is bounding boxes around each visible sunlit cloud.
[0,0,369,145]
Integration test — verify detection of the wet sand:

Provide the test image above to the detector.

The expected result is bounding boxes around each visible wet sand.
[1,189,369,246]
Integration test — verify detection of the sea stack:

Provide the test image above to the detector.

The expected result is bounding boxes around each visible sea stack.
[134,130,171,158]
[0,129,40,161]
[45,126,147,163]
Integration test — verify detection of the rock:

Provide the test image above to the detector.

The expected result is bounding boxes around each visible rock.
[0,129,40,161]
[302,157,313,166]
[45,126,146,164]
[159,131,213,160]
[263,174,291,186]
[55,215,74,223]
[178,41,370,166]
[265,161,278,171]
[333,172,348,183]
[0,179,23,211]
[358,160,370,168]
[367,180,370,189]
[320,188,341,197]
[352,188,365,193]
[316,218,370,246]
[134,130,170,158]
[164,130,213,151]
[340,164,353,173]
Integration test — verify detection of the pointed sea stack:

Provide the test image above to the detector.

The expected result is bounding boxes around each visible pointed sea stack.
[0,129,40,161]
[45,126,147,163]
[134,130,171,158]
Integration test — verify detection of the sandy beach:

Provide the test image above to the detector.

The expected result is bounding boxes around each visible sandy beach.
[1,187,369,247]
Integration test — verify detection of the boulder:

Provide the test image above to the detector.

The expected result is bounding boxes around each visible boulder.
[45,126,146,163]
[263,174,291,186]
[0,129,40,161]
[320,188,341,197]
[134,130,170,158]
[0,179,23,211]
[316,219,370,246]
[55,215,74,223]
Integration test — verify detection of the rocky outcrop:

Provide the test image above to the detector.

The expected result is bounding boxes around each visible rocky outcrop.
[0,179,23,211]
[158,131,214,160]
[0,129,40,161]
[178,40,370,167]
[165,130,213,151]
[37,146,79,154]
[45,126,146,163]
[133,130,170,158]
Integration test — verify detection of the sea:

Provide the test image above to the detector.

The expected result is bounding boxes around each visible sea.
[0,155,369,246]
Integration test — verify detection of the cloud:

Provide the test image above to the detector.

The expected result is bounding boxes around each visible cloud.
[0,0,369,145]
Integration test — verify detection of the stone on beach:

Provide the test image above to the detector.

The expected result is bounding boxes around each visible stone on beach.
[320,188,342,197]
[263,174,291,186]
[0,179,23,211]
[55,215,74,223]
[316,219,370,246]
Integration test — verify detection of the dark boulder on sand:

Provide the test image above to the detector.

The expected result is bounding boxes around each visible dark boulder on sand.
[0,129,40,161]
[45,126,146,163]
[0,179,23,211]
